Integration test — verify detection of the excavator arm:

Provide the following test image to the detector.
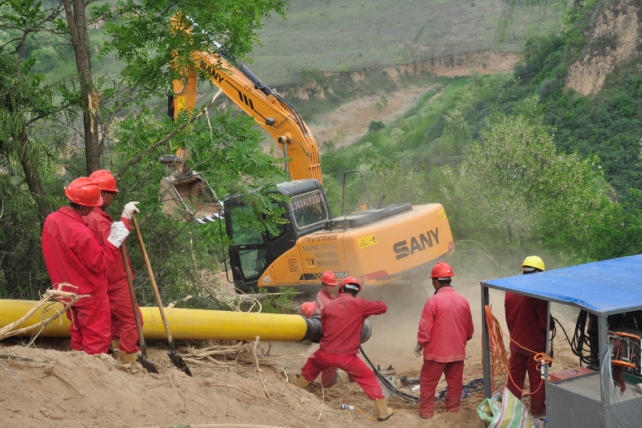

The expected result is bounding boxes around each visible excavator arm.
[170,19,322,183]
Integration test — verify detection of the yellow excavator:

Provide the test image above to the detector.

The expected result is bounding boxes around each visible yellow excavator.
[163,15,455,293]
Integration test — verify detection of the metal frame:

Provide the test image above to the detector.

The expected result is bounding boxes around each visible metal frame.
[340,170,372,215]
[480,279,642,428]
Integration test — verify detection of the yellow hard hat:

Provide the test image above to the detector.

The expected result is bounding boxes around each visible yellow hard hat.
[522,256,545,272]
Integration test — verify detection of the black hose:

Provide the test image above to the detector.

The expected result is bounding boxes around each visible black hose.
[554,313,594,366]
[359,345,419,403]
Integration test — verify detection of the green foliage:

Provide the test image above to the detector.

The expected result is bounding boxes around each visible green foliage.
[100,0,288,96]
[368,120,385,133]
[0,174,65,299]
[255,287,298,314]
[544,67,642,197]
[0,0,294,308]
[108,105,291,305]
[441,109,610,260]
[320,0,642,267]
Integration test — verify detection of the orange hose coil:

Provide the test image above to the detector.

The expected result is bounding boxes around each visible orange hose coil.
[484,305,554,396]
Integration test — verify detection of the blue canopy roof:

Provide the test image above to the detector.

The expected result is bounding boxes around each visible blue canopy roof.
[482,254,642,315]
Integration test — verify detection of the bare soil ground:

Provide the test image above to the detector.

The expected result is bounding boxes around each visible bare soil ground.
[309,86,435,149]
[307,52,519,149]
[0,277,581,428]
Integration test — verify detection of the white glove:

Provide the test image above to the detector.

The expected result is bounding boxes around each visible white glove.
[107,221,130,248]
[121,201,140,220]
[413,343,423,358]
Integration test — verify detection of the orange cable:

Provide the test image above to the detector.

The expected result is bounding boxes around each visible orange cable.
[355,406,377,421]
[484,305,554,396]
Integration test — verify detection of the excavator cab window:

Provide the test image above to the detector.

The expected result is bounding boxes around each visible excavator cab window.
[291,190,328,230]
[228,205,267,281]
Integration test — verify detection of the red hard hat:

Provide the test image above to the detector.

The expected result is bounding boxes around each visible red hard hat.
[300,302,315,318]
[339,276,362,294]
[64,178,103,207]
[430,262,454,279]
[320,271,338,286]
[89,169,119,193]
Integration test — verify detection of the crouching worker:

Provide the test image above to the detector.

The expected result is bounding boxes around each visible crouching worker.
[294,277,393,422]
[299,271,341,388]
[414,262,474,419]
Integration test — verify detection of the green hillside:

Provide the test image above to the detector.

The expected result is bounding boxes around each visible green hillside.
[248,0,572,85]
[321,0,642,272]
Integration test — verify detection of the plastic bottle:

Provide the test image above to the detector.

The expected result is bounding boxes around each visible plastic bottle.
[540,358,548,379]
[339,403,355,410]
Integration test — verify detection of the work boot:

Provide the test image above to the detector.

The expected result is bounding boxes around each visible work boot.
[109,340,120,355]
[294,375,311,389]
[286,372,298,383]
[374,398,394,421]
[115,350,138,365]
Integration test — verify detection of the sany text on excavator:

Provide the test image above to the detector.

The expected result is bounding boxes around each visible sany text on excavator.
[163,14,455,293]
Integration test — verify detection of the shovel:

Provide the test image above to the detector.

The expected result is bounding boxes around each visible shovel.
[131,215,192,377]
[120,243,158,374]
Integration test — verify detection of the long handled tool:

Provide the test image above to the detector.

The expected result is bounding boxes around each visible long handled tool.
[131,215,192,376]
[120,243,158,373]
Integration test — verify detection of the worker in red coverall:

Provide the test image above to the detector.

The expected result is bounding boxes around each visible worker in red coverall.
[41,177,134,355]
[504,256,553,418]
[314,271,340,387]
[85,170,141,364]
[414,262,474,419]
[314,271,338,316]
[295,277,394,422]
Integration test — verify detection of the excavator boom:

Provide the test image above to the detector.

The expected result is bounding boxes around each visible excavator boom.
[171,18,321,183]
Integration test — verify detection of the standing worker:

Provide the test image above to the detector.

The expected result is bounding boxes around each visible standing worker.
[41,177,132,355]
[504,256,552,418]
[414,262,474,419]
[85,170,141,364]
[294,277,394,422]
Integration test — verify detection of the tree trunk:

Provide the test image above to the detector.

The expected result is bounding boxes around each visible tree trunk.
[20,152,49,224]
[62,0,101,175]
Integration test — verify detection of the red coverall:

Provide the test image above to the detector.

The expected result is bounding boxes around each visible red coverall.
[504,292,553,416]
[85,208,141,354]
[314,288,333,315]
[41,207,119,354]
[417,286,474,418]
[301,293,387,399]
[313,288,338,387]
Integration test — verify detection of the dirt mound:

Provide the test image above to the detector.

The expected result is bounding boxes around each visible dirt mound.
[0,278,582,427]
[0,341,351,428]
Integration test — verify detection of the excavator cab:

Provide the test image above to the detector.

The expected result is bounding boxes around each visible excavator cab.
[159,149,224,223]
[224,179,330,292]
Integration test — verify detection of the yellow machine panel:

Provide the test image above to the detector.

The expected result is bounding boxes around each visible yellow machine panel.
[341,204,453,286]
[257,204,453,289]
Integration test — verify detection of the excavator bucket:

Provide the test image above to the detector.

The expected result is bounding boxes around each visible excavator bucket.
[159,153,223,223]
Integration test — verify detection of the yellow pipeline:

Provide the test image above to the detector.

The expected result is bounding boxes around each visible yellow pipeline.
[0,300,315,342]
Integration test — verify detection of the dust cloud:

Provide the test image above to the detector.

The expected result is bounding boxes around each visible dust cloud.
[359,279,433,374]
[359,275,507,375]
